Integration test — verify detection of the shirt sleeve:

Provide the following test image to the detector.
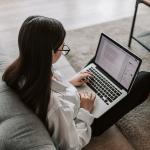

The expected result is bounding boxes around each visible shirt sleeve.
[47,104,94,150]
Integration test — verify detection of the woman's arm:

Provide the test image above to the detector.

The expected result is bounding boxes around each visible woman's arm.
[47,104,94,150]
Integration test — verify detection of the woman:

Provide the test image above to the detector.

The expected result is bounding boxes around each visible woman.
[2,16,150,150]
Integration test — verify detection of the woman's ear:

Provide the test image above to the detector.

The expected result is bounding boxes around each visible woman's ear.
[52,49,54,54]
[52,50,61,64]
[52,50,56,63]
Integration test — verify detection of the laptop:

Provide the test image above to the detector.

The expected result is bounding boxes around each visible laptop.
[81,33,142,118]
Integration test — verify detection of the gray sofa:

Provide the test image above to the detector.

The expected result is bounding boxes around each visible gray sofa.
[0,72,56,150]
[0,52,56,150]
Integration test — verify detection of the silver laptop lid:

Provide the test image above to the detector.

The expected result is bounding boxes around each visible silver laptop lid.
[94,33,142,92]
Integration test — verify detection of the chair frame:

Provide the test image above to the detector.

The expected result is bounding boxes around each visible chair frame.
[128,0,150,51]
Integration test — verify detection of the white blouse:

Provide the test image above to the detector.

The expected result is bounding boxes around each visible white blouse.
[47,68,94,150]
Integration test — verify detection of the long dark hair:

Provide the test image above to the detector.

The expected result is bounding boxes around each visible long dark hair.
[2,16,66,128]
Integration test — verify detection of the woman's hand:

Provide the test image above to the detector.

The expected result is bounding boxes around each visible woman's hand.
[79,92,96,113]
[69,71,92,87]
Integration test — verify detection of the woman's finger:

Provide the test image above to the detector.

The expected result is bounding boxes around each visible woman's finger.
[81,71,93,75]
[80,72,92,77]
[80,74,92,83]
[84,91,89,99]
[89,92,93,100]
[92,93,96,101]
[82,78,90,83]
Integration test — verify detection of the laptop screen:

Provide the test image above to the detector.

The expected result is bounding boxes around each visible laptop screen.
[95,35,140,90]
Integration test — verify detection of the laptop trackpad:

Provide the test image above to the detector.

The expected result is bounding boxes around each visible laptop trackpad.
[92,96,109,118]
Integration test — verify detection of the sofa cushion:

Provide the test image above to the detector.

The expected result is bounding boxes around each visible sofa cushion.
[0,73,56,150]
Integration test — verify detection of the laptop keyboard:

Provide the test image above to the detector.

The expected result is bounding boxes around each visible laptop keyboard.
[86,67,122,105]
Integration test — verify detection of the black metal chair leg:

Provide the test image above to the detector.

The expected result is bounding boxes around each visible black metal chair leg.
[128,1,139,47]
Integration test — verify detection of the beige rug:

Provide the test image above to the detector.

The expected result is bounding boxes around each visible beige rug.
[66,13,150,150]
[66,14,150,72]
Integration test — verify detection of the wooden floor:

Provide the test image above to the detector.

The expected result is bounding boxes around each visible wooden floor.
[0,0,149,31]
[0,0,149,57]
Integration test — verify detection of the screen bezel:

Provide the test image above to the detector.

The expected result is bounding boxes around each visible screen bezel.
[93,33,142,92]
